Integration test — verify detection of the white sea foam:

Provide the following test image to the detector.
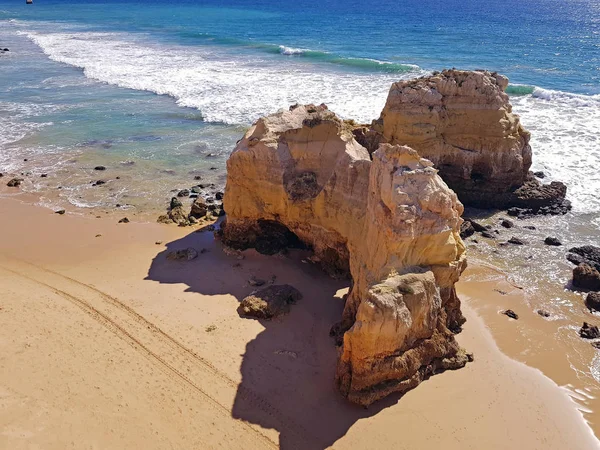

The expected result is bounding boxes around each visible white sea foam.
[278,45,306,55]
[512,92,600,213]
[13,26,600,215]
[20,29,416,125]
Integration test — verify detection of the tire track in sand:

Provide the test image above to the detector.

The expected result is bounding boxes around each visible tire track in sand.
[0,257,317,450]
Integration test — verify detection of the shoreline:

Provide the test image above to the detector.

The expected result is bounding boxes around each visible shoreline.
[1,196,598,449]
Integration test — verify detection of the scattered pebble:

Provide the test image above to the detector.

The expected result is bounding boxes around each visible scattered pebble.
[95,234,102,238]
[6,177,24,187]
[536,309,551,317]
[500,219,514,228]
[118,217,130,223]
[94,166,106,171]
[508,237,526,245]
[205,325,217,332]
[155,241,162,245]
[502,309,519,320]
[55,209,66,215]
[544,237,562,246]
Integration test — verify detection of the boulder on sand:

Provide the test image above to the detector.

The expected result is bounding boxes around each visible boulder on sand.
[238,285,302,319]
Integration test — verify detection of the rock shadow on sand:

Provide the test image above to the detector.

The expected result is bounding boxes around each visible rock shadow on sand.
[145,226,408,449]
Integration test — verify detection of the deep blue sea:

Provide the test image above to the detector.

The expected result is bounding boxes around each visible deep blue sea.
[0,0,599,213]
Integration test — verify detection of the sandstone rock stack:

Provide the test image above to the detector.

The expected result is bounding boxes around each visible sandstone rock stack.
[222,104,469,406]
[370,69,569,213]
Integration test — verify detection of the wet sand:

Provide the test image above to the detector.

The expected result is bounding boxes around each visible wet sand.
[0,197,598,449]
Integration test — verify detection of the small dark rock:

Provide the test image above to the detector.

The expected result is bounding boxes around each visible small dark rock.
[460,220,475,239]
[523,225,536,230]
[40,173,48,178]
[23,158,28,162]
[166,248,198,261]
[586,292,600,312]
[210,167,218,170]
[544,237,562,246]
[465,218,486,233]
[481,231,495,239]
[170,197,183,209]
[580,322,600,339]
[508,237,526,245]
[215,191,224,201]
[190,197,208,219]
[194,175,202,180]
[573,263,600,291]
[248,276,266,287]
[94,166,106,171]
[93,180,106,186]
[55,209,66,215]
[533,171,546,179]
[502,309,519,320]
[205,153,216,158]
[177,189,190,197]
[118,217,130,223]
[238,285,303,319]
[191,186,202,194]
[6,177,24,187]
[500,219,514,228]
[537,309,551,317]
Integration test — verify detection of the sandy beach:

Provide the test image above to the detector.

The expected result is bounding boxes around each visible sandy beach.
[0,196,597,449]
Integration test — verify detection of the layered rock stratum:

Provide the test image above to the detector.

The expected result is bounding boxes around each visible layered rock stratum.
[368,69,570,213]
[221,104,469,406]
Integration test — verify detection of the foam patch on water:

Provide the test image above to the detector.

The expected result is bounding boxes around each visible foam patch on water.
[512,91,600,214]
[20,29,419,125]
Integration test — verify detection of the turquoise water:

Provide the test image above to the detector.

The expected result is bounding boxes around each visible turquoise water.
[0,0,599,212]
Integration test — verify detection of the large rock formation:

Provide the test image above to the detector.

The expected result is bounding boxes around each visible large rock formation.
[222,104,469,406]
[367,69,569,212]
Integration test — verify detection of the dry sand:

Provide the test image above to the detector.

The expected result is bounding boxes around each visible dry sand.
[0,197,598,449]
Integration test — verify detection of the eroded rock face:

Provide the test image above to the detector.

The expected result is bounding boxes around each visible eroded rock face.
[373,69,569,212]
[222,104,468,406]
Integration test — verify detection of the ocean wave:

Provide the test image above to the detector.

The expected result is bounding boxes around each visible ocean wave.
[20,29,423,124]
[505,84,536,96]
[531,87,600,107]
[187,31,420,74]
[278,45,306,56]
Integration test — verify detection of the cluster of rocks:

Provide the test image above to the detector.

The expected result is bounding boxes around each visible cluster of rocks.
[0,48,9,56]
[567,245,600,310]
[459,216,560,248]
[157,183,224,227]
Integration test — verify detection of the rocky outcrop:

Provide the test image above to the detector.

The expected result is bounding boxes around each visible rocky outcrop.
[222,104,468,406]
[567,245,600,272]
[369,69,569,212]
